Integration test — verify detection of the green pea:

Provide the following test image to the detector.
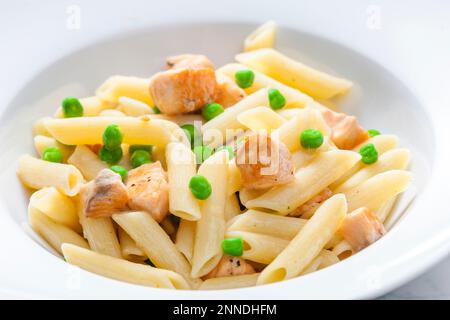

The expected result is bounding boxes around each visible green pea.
[359,143,378,164]
[222,237,243,256]
[102,124,123,151]
[300,129,324,149]
[129,145,153,155]
[180,124,200,147]
[62,97,83,118]
[202,103,224,121]
[130,150,152,168]
[152,106,161,114]
[42,147,63,163]
[368,129,381,137]
[268,88,286,110]
[235,69,255,89]
[99,146,123,165]
[189,174,212,200]
[216,145,235,159]
[193,145,213,164]
[110,165,128,181]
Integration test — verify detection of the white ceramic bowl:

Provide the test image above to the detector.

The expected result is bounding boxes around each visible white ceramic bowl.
[0,0,449,299]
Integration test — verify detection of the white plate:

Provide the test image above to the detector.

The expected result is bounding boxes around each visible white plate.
[0,0,450,299]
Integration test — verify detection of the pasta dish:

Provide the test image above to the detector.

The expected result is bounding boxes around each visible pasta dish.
[17,21,411,290]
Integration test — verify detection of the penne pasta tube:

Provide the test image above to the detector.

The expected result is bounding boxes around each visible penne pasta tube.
[272,107,331,152]
[96,76,154,106]
[318,250,340,269]
[226,230,289,264]
[224,193,242,221]
[226,160,242,196]
[246,150,361,215]
[33,135,74,162]
[238,188,265,208]
[150,114,204,126]
[257,194,347,284]
[216,63,312,107]
[300,254,323,275]
[166,142,201,221]
[17,155,84,196]
[335,148,410,193]
[33,117,52,136]
[55,96,113,117]
[175,220,196,264]
[117,96,153,116]
[112,211,200,288]
[227,210,307,240]
[29,187,81,233]
[45,116,172,149]
[67,145,109,181]
[99,109,126,117]
[332,240,354,260]
[344,170,412,212]
[244,21,277,52]
[376,196,397,223]
[62,243,189,289]
[330,134,399,190]
[237,106,286,132]
[118,227,147,263]
[191,151,228,277]
[236,48,352,99]
[77,193,122,258]
[199,273,260,290]
[28,205,89,254]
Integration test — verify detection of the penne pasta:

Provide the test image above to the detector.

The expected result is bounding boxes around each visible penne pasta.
[112,211,200,288]
[199,273,260,290]
[33,117,52,136]
[224,193,242,221]
[272,107,331,152]
[217,63,312,107]
[33,135,74,162]
[28,204,89,254]
[246,150,361,214]
[29,187,81,233]
[77,193,122,258]
[117,96,153,116]
[62,243,189,289]
[227,210,307,240]
[226,230,289,264]
[191,151,228,277]
[257,194,347,284]
[344,170,412,212]
[236,48,352,99]
[99,109,126,117]
[55,96,113,117]
[67,145,109,181]
[45,116,172,148]
[237,106,286,132]
[335,148,410,193]
[175,219,196,264]
[17,155,84,196]
[96,76,153,106]
[118,227,147,263]
[226,160,242,196]
[244,21,277,52]
[166,142,201,220]
[330,134,399,190]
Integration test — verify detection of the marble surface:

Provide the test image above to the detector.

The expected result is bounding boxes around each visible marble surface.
[381,254,450,300]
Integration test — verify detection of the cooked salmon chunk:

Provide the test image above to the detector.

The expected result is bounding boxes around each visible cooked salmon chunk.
[126,162,169,222]
[236,133,294,190]
[204,256,255,279]
[166,54,214,70]
[215,73,246,108]
[81,169,129,218]
[339,207,386,252]
[321,109,369,150]
[289,188,333,218]
[149,55,217,115]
